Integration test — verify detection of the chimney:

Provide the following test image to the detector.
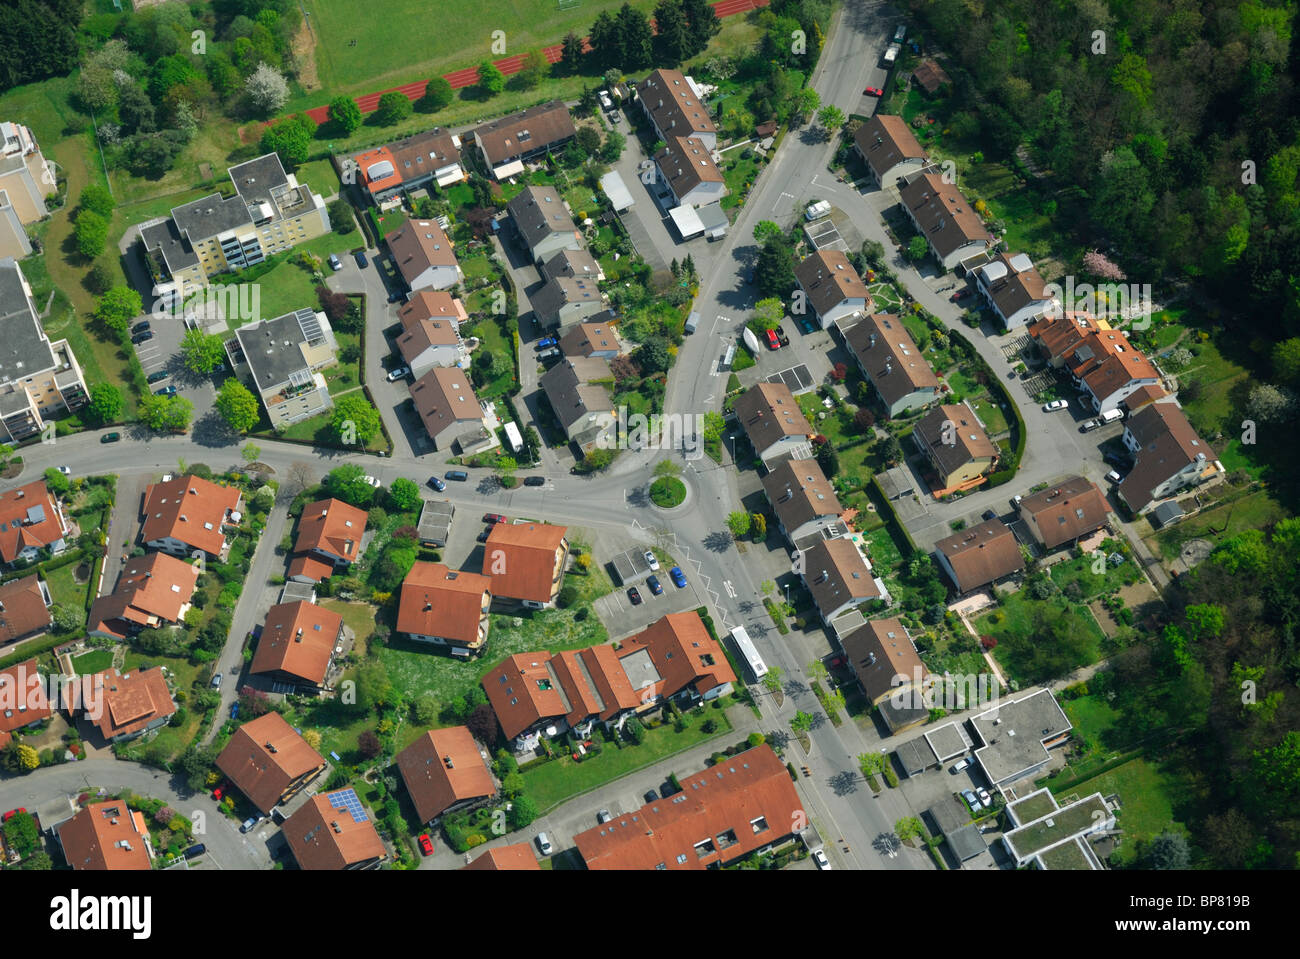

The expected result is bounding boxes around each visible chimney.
[817,570,828,584]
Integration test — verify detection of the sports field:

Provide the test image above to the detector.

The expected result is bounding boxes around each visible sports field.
[303,0,657,92]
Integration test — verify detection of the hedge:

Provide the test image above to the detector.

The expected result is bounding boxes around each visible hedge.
[946,327,1026,465]
[0,634,67,671]
[1,546,89,585]
[83,551,105,612]
[865,477,917,558]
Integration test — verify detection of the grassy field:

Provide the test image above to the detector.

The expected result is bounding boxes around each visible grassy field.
[44,562,92,626]
[1052,757,1184,866]
[1152,486,1288,560]
[70,649,114,675]
[229,232,352,326]
[463,316,517,399]
[1048,550,1139,600]
[522,707,733,812]
[720,150,762,210]
[974,594,1106,685]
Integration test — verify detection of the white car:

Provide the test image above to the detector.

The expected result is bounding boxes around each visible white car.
[1042,399,1068,412]
[55,466,71,475]
[1105,470,1123,484]
[535,832,554,856]
[363,475,382,488]
[961,789,980,812]
[386,366,410,382]
[950,757,971,774]
[812,849,831,870]
[644,550,660,571]
[976,787,992,808]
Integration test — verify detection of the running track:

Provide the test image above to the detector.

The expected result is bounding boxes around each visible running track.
[285,0,769,126]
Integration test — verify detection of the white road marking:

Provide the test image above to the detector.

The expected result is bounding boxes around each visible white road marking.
[723,580,736,598]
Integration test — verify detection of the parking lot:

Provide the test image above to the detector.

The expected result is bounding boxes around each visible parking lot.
[593,564,708,639]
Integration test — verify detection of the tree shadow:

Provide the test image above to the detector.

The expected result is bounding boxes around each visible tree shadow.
[702,530,733,553]
[626,484,650,508]
[828,769,859,796]
[783,678,808,699]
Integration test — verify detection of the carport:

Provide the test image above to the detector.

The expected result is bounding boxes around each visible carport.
[600,171,635,212]
[765,364,815,394]
[804,216,847,253]
[668,204,705,241]
[610,547,655,585]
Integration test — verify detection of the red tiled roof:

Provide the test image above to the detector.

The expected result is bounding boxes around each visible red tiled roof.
[463,843,540,870]
[355,146,401,195]
[0,573,50,644]
[0,480,65,563]
[397,562,491,647]
[288,553,336,583]
[66,667,175,740]
[840,617,927,702]
[481,652,566,741]
[615,612,736,702]
[0,658,51,732]
[853,114,927,180]
[397,726,496,824]
[398,290,468,327]
[215,712,326,814]
[284,789,387,870]
[480,522,568,604]
[249,600,342,686]
[140,474,241,557]
[293,498,367,564]
[88,552,198,639]
[1018,476,1110,549]
[58,802,151,871]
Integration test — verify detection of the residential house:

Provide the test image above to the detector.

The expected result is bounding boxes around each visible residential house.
[352,127,464,204]
[0,574,51,645]
[1026,311,1104,368]
[233,308,339,427]
[0,122,53,234]
[531,275,607,330]
[898,168,993,269]
[843,313,941,416]
[65,667,176,744]
[1017,476,1110,551]
[1118,398,1218,515]
[290,498,367,582]
[573,745,802,870]
[140,474,242,560]
[969,688,1072,787]
[559,321,622,359]
[398,290,469,329]
[840,616,931,734]
[283,788,388,870]
[480,522,568,609]
[397,562,492,656]
[397,726,496,825]
[615,611,736,709]
[541,248,605,284]
[506,185,583,266]
[733,382,813,467]
[761,458,843,546]
[853,114,928,190]
[638,69,717,150]
[0,258,89,440]
[387,219,461,292]
[410,366,485,451]
[911,60,952,95]
[797,536,888,625]
[1002,789,1115,870]
[654,136,726,209]
[795,250,872,328]
[913,403,998,494]
[57,801,153,871]
[0,658,51,739]
[88,552,199,640]
[215,711,327,815]
[463,843,541,870]
[1121,383,1168,415]
[933,518,1025,595]
[540,356,614,453]
[0,189,31,260]
[139,153,330,310]
[250,600,344,689]
[396,311,466,378]
[0,479,69,565]
[974,252,1056,330]
[1060,327,1161,414]
[471,100,576,179]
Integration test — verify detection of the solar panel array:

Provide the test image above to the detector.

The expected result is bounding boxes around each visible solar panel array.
[296,308,325,345]
[328,788,368,823]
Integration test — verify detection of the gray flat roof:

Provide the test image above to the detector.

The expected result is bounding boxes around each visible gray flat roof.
[0,258,56,388]
[610,547,654,585]
[618,646,661,689]
[417,499,454,545]
[894,736,937,776]
[970,688,1072,787]
[229,153,290,202]
[171,191,252,242]
[925,796,971,835]
[924,721,972,762]
[765,364,814,394]
[697,202,728,231]
[279,581,316,604]
[877,696,929,734]
[141,217,199,273]
[946,823,986,861]
[235,309,331,392]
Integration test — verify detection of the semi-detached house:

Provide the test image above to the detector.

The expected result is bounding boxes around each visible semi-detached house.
[795,250,872,329]
[853,114,929,190]
[0,479,68,565]
[654,136,726,209]
[481,522,569,609]
[397,725,496,825]
[898,168,993,270]
[215,711,327,815]
[472,101,576,180]
[250,600,344,689]
[842,313,941,417]
[507,185,584,266]
[1117,398,1219,515]
[140,474,242,561]
[387,219,461,292]
[933,518,1024,595]
[761,458,843,547]
[88,552,199,640]
[733,381,813,467]
[974,252,1056,330]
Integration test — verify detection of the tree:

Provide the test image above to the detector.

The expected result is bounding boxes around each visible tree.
[814,437,838,477]
[375,91,412,125]
[494,456,518,486]
[624,716,645,744]
[477,61,505,97]
[751,513,766,540]
[753,220,783,244]
[683,0,722,53]
[180,329,226,374]
[356,661,394,710]
[653,459,684,479]
[749,296,784,332]
[87,383,123,426]
[328,95,362,135]
[139,394,193,432]
[755,234,796,300]
[653,0,692,66]
[43,467,69,496]
[560,30,585,74]
[588,12,619,69]
[3,813,39,856]
[817,105,845,135]
[1271,337,1300,387]
[858,751,885,777]
[245,62,289,116]
[329,395,382,446]
[324,463,377,508]
[79,183,114,220]
[790,711,814,733]
[74,210,108,259]
[466,703,499,744]
[854,407,876,433]
[508,795,538,830]
[895,816,924,842]
[260,112,315,168]
[517,50,549,90]
[1247,384,1298,424]
[635,336,672,374]
[1141,832,1190,869]
[387,477,421,512]
[358,730,382,758]
[601,130,626,163]
[790,87,820,125]
[726,511,751,539]
[575,125,602,159]
[615,2,654,70]
[906,235,930,262]
[301,729,322,751]
[501,771,525,798]
[215,378,260,433]
[15,743,37,771]
[420,76,453,111]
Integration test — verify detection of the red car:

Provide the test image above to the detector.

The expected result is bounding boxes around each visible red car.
[864,86,884,96]
[418,834,434,856]
[482,513,507,524]
[765,328,781,350]
[2,808,26,822]
[950,289,972,302]
[212,787,223,801]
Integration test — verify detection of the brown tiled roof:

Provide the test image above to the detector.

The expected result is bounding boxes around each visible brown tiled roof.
[795,250,871,319]
[615,612,736,702]
[88,552,198,639]
[293,498,367,564]
[841,617,927,701]
[69,667,175,740]
[397,726,496,824]
[531,275,603,321]
[559,322,622,357]
[284,789,387,870]
[853,114,927,179]
[473,101,576,165]
[482,652,567,740]
[915,403,997,479]
[387,127,461,184]
[140,474,241,557]
[1122,383,1168,412]
[507,185,577,242]
[655,136,723,197]
[1027,311,1099,361]
[0,480,64,563]
[800,537,880,615]
[215,712,326,814]
[734,382,812,456]
[762,458,842,533]
[0,573,49,643]
[58,802,151,870]
[574,745,801,870]
[640,69,717,140]
[540,356,614,433]
[844,313,940,407]
[397,562,491,646]
[1118,400,1211,512]
[397,316,461,365]
[934,518,1024,592]
[463,843,541,870]
[480,522,568,604]
[899,169,992,258]
[912,60,952,93]
[1062,329,1159,402]
[387,219,457,285]
[981,252,1051,321]
[411,366,481,440]
[250,600,342,685]
[398,290,468,327]
[542,248,604,283]
[0,657,50,732]
[1019,476,1110,549]
[287,554,335,583]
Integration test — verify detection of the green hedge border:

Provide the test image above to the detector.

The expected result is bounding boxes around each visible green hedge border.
[866,477,917,558]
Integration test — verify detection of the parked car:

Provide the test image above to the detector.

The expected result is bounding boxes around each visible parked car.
[418,834,434,856]
[131,320,151,335]
[961,789,981,813]
[765,328,781,350]
[537,347,560,361]
[387,291,404,304]
[775,325,790,346]
[813,849,832,869]
[1010,494,1023,510]
[483,513,507,524]
[534,336,558,351]
[647,574,663,596]
[182,843,206,860]
[146,370,169,384]
[476,528,491,543]
[597,809,612,824]
[363,475,381,487]
[1105,469,1123,484]
[386,366,410,382]
[798,316,817,334]
[1080,418,1102,432]
[240,816,260,833]
[981,509,997,522]
[100,432,121,443]
[523,475,545,487]
[644,790,659,804]
[428,476,446,492]
[2,808,26,822]
[644,550,660,571]
[1006,370,1017,379]
[1042,399,1069,412]
[211,787,223,801]
[328,254,342,272]
[229,702,239,719]
[535,832,554,855]
[863,85,884,96]
[353,250,368,268]
[154,385,177,396]
[445,470,469,481]
[131,331,154,345]
[950,757,971,774]
[210,673,222,689]
[976,787,993,808]
[1103,451,1128,467]
[627,586,642,605]
[669,566,687,588]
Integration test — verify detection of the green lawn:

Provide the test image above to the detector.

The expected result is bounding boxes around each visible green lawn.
[867,282,903,311]
[522,709,733,812]
[1051,757,1183,866]
[43,558,92,613]
[970,399,1009,437]
[1063,694,1121,753]
[255,404,389,453]
[294,158,342,201]
[720,151,761,210]
[974,594,1106,686]
[227,232,353,327]
[70,649,114,675]
[463,317,517,400]
[1152,486,1288,560]
[1048,550,1139,600]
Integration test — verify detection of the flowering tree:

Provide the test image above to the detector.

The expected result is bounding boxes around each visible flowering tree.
[245,63,289,116]
[1082,249,1126,281]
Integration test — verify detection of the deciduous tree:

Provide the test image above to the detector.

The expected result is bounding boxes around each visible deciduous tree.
[215,377,260,433]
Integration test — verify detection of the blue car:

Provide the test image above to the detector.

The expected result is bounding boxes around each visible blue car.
[669,566,686,588]
[354,250,368,268]
[534,336,558,351]
[154,385,177,396]
[647,575,663,596]
[229,702,239,719]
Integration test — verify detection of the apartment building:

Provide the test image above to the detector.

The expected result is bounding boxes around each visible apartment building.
[234,308,339,427]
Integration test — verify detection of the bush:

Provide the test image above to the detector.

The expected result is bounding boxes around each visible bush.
[557,583,580,608]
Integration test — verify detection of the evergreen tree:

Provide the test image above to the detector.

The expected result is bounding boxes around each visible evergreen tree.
[653,0,692,67]
[615,3,654,71]
[560,30,585,75]
[682,0,722,55]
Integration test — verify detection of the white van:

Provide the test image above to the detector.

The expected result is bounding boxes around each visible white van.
[883,43,901,65]
[684,311,700,335]
[1098,408,1124,425]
